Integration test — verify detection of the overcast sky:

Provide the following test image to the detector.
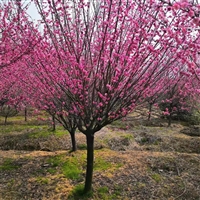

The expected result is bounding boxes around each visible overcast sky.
[27,2,41,21]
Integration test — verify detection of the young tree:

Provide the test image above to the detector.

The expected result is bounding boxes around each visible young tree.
[31,0,200,193]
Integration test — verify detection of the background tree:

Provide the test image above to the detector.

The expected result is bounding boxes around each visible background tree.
[142,76,168,121]
[159,67,200,126]
[16,57,78,151]
[0,104,18,125]
[0,1,40,70]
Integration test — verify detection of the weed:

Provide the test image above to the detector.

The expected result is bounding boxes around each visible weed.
[150,156,176,172]
[47,168,57,174]
[153,140,159,145]
[46,150,118,181]
[113,184,123,196]
[78,143,87,150]
[7,179,15,188]
[32,169,46,175]
[141,137,148,143]
[44,155,63,175]
[35,177,49,184]
[110,120,127,130]
[98,186,109,193]
[97,186,109,199]
[151,173,162,183]
[0,158,20,171]
[47,156,61,167]
[136,182,146,189]
[122,134,134,140]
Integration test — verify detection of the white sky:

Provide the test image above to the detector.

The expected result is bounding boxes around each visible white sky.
[27,1,41,22]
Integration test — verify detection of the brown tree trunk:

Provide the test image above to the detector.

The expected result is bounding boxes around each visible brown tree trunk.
[52,115,56,131]
[148,103,153,121]
[168,114,172,127]
[84,133,94,193]
[4,115,8,125]
[24,107,27,122]
[70,130,77,152]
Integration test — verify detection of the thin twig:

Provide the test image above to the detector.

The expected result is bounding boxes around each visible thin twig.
[174,181,187,200]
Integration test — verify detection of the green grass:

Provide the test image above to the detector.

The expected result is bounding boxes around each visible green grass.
[62,159,82,180]
[0,121,49,137]
[0,158,20,171]
[0,113,49,124]
[68,184,93,199]
[69,184,123,200]
[45,150,122,181]
[113,184,123,196]
[45,155,63,174]
[78,143,87,150]
[97,186,109,199]
[54,128,68,137]
[47,168,57,174]
[62,152,86,180]
[135,182,146,189]
[47,155,63,167]
[110,120,127,129]
[151,173,162,183]
[121,134,134,140]
[94,157,112,171]
[28,126,68,138]
[0,114,68,138]
[0,124,38,134]
[35,177,49,184]
[6,179,15,188]
[46,153,85,180]
[28,129,52,138]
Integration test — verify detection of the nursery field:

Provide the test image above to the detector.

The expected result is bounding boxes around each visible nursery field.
[1,0,200,199]
[0,111,200,200]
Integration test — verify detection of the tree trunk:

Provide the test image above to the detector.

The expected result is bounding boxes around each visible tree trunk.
[168,114,172,127]
[4,116,8,125]
[148,103,153,121]
[52,115,56,131]
[24,107,27,122]
[84,133,94,194]
[70,130,77,152]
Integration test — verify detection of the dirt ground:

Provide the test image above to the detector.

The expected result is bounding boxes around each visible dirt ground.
[0,113,200,200]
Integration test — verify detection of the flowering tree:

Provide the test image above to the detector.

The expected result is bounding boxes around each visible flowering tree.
[142,75,169,121]
[0,1,40,70]
[50,99,78,151]
[34,92,78,151]
[30,0,200,193]
[15,53,78,150]
[0,0,41,119]
[159,68,200,126]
